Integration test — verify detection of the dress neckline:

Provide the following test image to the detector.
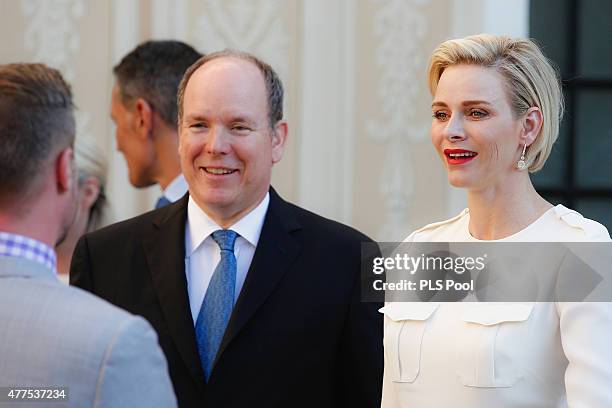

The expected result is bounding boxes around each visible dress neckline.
[464,205,560,242]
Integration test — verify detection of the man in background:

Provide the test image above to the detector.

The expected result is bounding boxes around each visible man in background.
[72,50,383,407]
[111,40,201,209]
[0,63,176,407]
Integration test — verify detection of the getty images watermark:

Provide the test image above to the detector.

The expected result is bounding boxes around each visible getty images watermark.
[372,252,486,292]
[361,242,612,302]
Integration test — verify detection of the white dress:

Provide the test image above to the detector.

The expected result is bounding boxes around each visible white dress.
[380,205,612,408]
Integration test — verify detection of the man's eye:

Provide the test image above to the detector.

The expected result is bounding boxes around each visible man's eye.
[232,125,251,132]
[190,123,206,129]
[433,111,448,121]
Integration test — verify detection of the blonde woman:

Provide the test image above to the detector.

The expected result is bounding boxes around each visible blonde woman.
[56,136,107,279]
[381,34,612,407]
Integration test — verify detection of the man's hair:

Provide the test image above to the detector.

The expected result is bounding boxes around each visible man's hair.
[0,63,75,202]
[428,34,564,172]
[113,40,202,128]
[177,49,284,129]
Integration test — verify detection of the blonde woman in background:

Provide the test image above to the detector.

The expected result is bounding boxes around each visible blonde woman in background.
[56,136,107,281]
[380,34,612,407]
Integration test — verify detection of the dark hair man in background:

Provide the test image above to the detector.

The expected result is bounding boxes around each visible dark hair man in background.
[111,40,202,209]
[72,50,383,407]
[0,63,176,407]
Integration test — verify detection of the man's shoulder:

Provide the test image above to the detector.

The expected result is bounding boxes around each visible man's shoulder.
[0,279,164,400]
[282,200,373,244]
[86,202,183,243]
[40,284,158,357]
[91,209,157,237]
[1,278,150,347]
[45,280,141,326]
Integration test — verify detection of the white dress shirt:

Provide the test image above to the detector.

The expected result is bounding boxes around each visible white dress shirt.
[184,193,269,324]
[162,173,188,203]
[381,205,612,408]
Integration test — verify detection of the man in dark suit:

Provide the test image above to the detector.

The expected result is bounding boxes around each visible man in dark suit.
[71,50,382,407]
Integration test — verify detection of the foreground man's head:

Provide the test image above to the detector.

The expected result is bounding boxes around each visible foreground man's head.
[0,63,77,246]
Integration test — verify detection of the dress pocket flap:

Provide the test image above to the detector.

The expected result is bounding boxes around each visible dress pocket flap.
[461,303,534,326]
[379,303,439,322]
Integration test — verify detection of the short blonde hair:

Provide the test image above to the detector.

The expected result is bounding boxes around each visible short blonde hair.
[75,136,108,232]
[428,34,563,172]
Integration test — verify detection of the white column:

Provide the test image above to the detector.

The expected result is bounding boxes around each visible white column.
[298,0,355,224]
[112,0,140,61]
[107,0,153,222]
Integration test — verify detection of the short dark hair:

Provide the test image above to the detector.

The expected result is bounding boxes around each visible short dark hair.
[0,63,75,202]
[113,40,202,128]
[177,49,284,128]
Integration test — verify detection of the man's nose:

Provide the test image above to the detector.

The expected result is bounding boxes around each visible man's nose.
[206,126,231,155]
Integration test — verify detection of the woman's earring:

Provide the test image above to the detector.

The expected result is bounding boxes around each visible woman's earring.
[517,144,527,170]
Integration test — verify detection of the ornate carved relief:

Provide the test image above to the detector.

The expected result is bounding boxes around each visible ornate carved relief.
[367,0,430,240]
[21,0,92,155]
[192,0,289,80]
[21,0,86,82]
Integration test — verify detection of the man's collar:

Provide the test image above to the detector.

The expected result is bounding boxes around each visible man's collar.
[186,193,270,255]
[162,173,188,203]
[0,231,57,274]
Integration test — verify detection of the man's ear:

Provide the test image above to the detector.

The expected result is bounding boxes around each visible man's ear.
[56,147,74,194]
[80,176,101,210]
[134,97,154,140]
[522,107,543,147]
[271,120,288,164]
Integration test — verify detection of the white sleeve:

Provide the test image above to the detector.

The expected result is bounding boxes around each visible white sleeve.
[558,301,612,408]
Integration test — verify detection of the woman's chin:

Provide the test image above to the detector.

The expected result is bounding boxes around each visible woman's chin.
[447,174,471,189]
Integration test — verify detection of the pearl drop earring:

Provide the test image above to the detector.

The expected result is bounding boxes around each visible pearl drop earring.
[517,143,527,170]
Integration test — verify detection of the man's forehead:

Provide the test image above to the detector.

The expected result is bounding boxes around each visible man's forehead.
[190,56,263,85]
[184,57,267,105]
[182,56,270,123]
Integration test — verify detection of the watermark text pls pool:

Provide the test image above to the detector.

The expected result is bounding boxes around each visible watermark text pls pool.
[373,279,474,292]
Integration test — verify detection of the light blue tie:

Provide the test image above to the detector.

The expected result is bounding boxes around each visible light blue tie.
[195,229,238,381]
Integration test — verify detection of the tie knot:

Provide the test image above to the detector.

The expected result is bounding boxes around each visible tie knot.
[155,196,171,209]
[211,229,238,252]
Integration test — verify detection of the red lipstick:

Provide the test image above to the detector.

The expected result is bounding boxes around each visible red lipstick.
[444,149,478,165]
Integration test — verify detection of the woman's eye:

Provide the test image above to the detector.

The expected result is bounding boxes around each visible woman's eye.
[469,110,488,119]
[433,111,449,121]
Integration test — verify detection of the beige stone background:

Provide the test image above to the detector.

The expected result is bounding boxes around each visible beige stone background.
[0,0,528,240]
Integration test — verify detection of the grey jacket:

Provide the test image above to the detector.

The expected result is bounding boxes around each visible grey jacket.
[0,256,177,408]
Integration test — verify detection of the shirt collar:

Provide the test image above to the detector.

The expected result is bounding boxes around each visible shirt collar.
[0,231,57,273]
[162,174,188,203]
[186,192,270,255]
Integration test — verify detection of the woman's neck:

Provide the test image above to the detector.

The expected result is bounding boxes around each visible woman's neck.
[467,174,552,240]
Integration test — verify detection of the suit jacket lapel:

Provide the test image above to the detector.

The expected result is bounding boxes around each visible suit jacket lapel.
[215,188,302,363]
[143,194,206,390]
